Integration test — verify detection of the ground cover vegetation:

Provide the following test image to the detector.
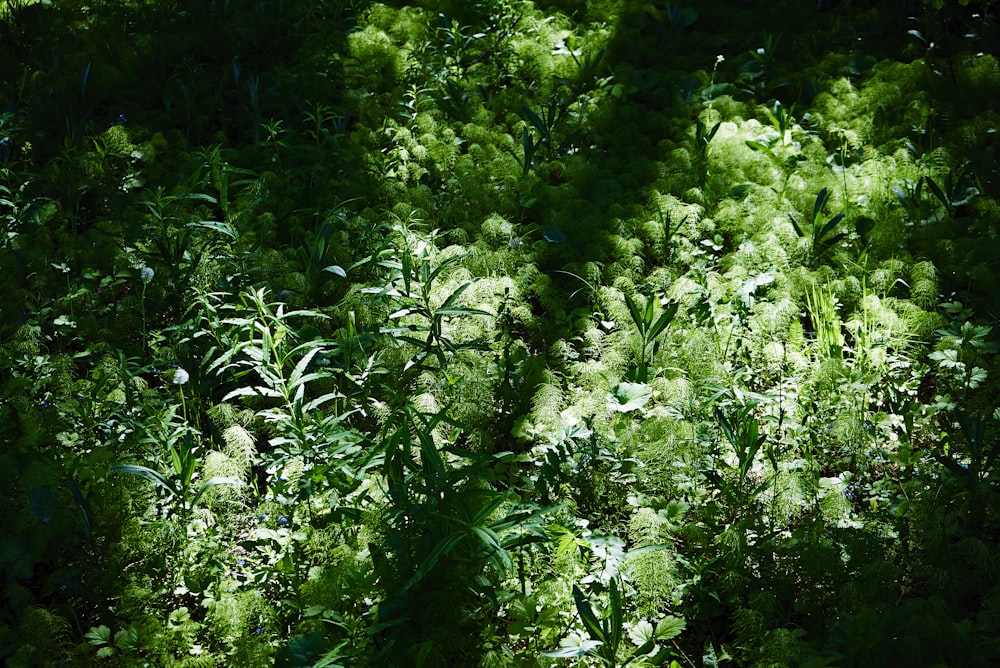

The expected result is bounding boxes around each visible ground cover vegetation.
[1,0,999,665]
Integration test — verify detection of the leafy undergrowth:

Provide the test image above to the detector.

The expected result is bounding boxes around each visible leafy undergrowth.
[1,0,1000,666]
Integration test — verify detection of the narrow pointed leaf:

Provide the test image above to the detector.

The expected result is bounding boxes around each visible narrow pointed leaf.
[521,105,549,141]
[925,176,948,207]
[542,640,603,658]
[288,345,325,389]
[439,281,472,310]
[817,213,846,242]
[113,465,179,498]
[813,187,830,224]
[609,578,623,652]
[624,293,645,334]
[647,302,679,340]
[788,213,805,238]
[402,531,464,593]
[323,265,347,278]
[624,641,656,665]
[573,585,607,643]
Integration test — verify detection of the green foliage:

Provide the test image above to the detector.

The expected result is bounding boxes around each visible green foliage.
[544,579,679,666]
[788,187,847,267]
[113,425,243,520]
[623,290,679,381]
[2,0,1000,665]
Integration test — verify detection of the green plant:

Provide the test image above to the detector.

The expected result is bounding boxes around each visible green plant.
[544,579,683,666]
[699,401,775,515]
[519,98,580,174]
[368,401,554,664]
[624,290,679,382]
[935,409,999,485]
[113,419,243,520]
[84,624,142,660]
[763,100,796,146]
[805,281,845,359]
[202,288,374,509]
[788,187,846,266]
[739,32,782,95]
[928,308,993,406]
[365,230,492,373]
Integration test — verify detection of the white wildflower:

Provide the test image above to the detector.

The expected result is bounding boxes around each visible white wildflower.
[173,368,190,385]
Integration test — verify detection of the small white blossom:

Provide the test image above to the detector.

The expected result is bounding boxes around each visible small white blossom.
[140,266,155,282]
[172,368,190,385]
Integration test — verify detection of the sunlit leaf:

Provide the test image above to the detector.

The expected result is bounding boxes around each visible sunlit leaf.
[608,382,652,412]
[654,615,687,641]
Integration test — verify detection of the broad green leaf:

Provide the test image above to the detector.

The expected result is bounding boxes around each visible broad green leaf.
[727,183,754,198]
[629,620,654,645]
[608,382,652,413]
[114,626,140,652]
[654,615,687,641]
[701,82,734,100]
[275,631,329,668]
[85,625,112,647]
